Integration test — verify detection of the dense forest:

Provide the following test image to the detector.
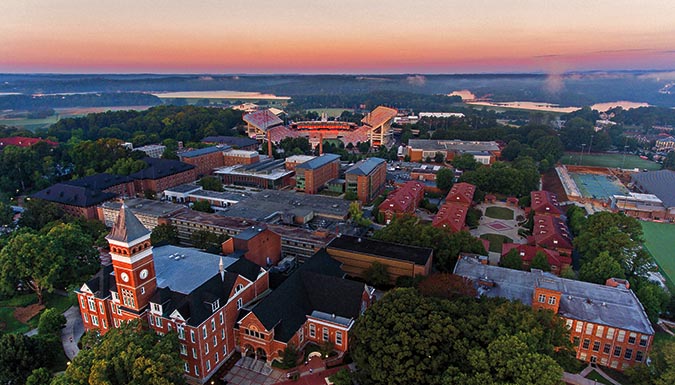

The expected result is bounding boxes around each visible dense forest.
[0,93,161,110]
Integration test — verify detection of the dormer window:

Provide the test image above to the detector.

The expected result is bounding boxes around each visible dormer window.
[151,303,162,314]
[235,284,244,293]
[211,299,220,312]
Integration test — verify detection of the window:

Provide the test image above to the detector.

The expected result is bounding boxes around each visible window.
[565,319,573,329]
[219,312,224,325]
[606,328,615,339]
[323,327,329,342]
[336,331,343,346]
[155,316,162,328]
[215,352,219,363]
[167,323,172,332]
[192,348,197,359]
[83,313,89,323]
[221,329,225,341]
[573,337,580,346]
[202,325,207,339]
[102,320,107,329]
[592,341,600,352]
[636,351,644,362]
[80,298,86,309]
[299,328,304,343]
[603,344,611,354]
[628,333,637,344]
[582,339,590,349]
[111,292,119,302]
[99,303,105,314]
[548,296,556,305]
[204,343,209,354]
[121,288,135,308]
[140,287,145,295]
[151,303,162,313]
[613,346,622,357]
[206,360,211,372]
[617,330,625,343]
[88,297,96,312]
[92,315,99,326]
[237,298,243,310]
[223,345,228,356]
[114,319,120,327]
[309,324,316,338]
[184,362,189,373]
[575,322,583,333]
[190,330,196,343]
[211,299,220,312]
[595,326,604,338]
[538,294,546,303]
[624,349,633,360]
[640,335,648,347]
[213,336,217,347]
[585,323,594,334]
[149,316,154,326]
[194,365,199,376]
[180,344,187,355]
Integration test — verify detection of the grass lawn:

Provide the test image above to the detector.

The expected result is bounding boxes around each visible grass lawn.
[0,292,75,333]
[480,234,513,253]
[561,152,662,170]
[641,221,675,286]
[484,206,514,220]
[585,370,613,385]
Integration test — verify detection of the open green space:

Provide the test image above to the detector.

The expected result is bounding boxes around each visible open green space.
[480,233,513,253]
[484,206,514,220]
[0,116,60,131]
[585,370,613,385]
[0,292,74,333]
[641,221,675,285]
[561,152,662,170]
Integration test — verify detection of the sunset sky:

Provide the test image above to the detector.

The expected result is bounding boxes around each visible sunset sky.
[2,0,675,74]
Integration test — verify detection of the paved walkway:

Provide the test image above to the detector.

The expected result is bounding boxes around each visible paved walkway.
[471,203,528,264]
[61,305,84,360]
[224,357,285,385]
[577,365,623,385]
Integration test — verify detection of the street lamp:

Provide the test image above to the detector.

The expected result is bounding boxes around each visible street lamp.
[580,144,587,165]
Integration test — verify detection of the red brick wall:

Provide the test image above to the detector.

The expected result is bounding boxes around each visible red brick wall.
[182,152,225,177]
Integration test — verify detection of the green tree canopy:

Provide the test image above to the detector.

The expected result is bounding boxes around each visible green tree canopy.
[38,308,67,336]
[151,223,180,246]
[451,153,479,171]
[59,319,185,385]
[0,333,49,385]
[191,200,214,213]
[578,251,625,284]
[531,251,551,272]
[363,261,390,287]
[435,168,454,192]
[197,176,224,192]
[499,248,523,271]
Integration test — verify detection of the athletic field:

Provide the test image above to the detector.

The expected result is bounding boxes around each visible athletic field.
[642,221,675,284]
[561,152,662,171]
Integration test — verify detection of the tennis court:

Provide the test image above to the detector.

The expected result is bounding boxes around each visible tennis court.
[569,172,628,200]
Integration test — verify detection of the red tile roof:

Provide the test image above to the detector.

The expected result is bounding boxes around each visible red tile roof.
[501,243,571,271]
[379,181,424,214]
[530,214,573,252]
[0,136,58,148]
[432,203,468,232]
[445,182,476,206]
[531,190,562,216]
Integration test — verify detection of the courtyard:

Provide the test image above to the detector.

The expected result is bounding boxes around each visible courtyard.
[471,202,528,263]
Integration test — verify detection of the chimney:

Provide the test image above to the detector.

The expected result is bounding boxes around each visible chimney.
[219,255,225,281]
[319,133,323,155]
[267,129,273,158]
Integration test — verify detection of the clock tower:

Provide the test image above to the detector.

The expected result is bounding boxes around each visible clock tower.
[106,204,157,313]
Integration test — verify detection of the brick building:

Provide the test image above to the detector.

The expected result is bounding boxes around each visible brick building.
[531,190,563,216]
[77,206,269,384]
[406,139,500,164]
[378,181,424,224]
[201,136,259,151]
[432,182,476,232]
[214,159,294,190]
[529,214,574,256]
[221,225,281,267]
[222,149,260,166]
[454,256,654,371]
[295,154,341,194]
[130,158,197,195]
[345,158,387,204]
[325,235,433,284]
[179,146,229,177]
[99,198,184,230]
[500,243,572,276]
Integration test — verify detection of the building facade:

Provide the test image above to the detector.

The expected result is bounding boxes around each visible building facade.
[179,146,228,177]
[378,181,425,224]
[295,154,341,194]
[345,158,387,204]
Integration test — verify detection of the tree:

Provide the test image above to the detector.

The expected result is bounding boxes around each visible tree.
[319,341,335,357]
[151,223,180,245]
[278,344,300,369]
[27,367,52,385]
[663,151,675,171]
[60,319,185,385]
[348,201,371,227]
[18,199,64,230]
[465,207,481,228]
[434,152,445,163]
[190,230,227,253]
[417,273,477,300]
[328,369,353,385]
[633,280,670,323]
[560,266,576,279]
[436,168,454,192]
[452,153,479,171]
[198,176,224,192]
[38,308,67,336]
[500,248,523,270]
[363,262,390,287]
[344,191,358,201]
[191,199,214,213]
[0,201,14,227]
[531,251,551,272]
[0,333,48,385]
[578,251,625,284]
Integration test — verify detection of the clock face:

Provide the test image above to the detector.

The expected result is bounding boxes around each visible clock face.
[120,272,129,283]
[140,269,149,280]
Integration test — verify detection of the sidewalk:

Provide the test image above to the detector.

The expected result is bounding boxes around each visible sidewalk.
[61,305,84,360]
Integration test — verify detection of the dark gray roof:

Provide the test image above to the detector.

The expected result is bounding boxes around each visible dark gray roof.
[179,146,228,158]
[82,265,115,299]
[631,170,675,208]
[345,157,385,176]
[234,226,268,241]
[130,158,194,180]
[106,204,151,243]
[32,183,117,207]
[64,173,133,190]
[249,250,365,342]
[327,235,433,266]
[296,154,341,171]
[202,136,258,148]
[453,256,654,335]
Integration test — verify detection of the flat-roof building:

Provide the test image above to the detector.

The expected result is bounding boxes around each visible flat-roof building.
[134,144,166,158]
[99,198,184,230]
[179,146,229,177]
[214,159,293,190]
[201,136,259,151]
[631,170,675,220]
[406,139,500,164]
[295,154,341,194]
[610,193,669,221]
[345,157,387,204]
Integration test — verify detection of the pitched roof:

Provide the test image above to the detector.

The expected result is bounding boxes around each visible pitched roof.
[327,234,432,266]
[64,173,133,191]
[345,157,386,176]
[445,182,475,206]
[249,250,365,342]
[501,243,571,268]
[106,204,151,243]
[243,109,284,131]
[531,215,573,251]
[82,265,115,299]
[0,136,58,148]
[432,203,468,232]
[296,154,341,170]
[202,136,259,148]
[32,183,117,207]
[631,170,675,208]
[454,256,654,335]
[179,146,228,159]
[379,181,424,213]
[531,190,562,216]
[130,157,194,180]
